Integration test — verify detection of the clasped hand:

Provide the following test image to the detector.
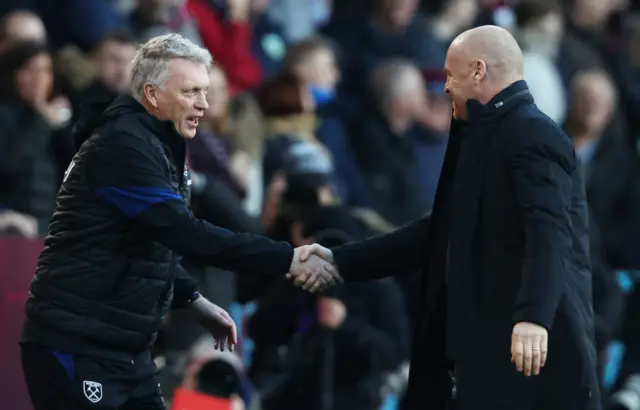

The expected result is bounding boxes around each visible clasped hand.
[287,244,341,293]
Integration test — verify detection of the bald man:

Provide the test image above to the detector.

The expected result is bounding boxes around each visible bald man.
[291,25,599,410]
[0,11,47,49]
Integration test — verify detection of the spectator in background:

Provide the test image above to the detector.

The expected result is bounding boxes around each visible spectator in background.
[422,0,479,70]
[249,205,409,410]
[129,0,202,44]
[32,0,127,52]
[351,59,436,226]
[327,0,438,118]
[514,0,567,124]
[187,0,264,94]
[187,64,263,234]
[565,69,640,270]
[0,10,46,50]
[268,0,333,42]
[0,41,71,236]
[70,31,137,119]
[256,71,342,205]
[189,64,250,200]
[284,37,371,207]
[250,0,288,78]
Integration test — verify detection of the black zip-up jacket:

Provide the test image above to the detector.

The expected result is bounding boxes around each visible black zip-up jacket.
[22,96,294,361]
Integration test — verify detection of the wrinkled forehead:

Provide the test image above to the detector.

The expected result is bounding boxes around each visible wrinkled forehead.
[166,58,210,88]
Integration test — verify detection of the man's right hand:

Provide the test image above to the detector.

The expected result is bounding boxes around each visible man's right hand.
[287,245,341,293]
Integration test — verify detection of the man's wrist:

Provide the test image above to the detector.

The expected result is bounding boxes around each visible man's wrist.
[187,291,203,306]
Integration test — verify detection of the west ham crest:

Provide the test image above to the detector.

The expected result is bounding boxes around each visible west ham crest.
[83,380,103,403]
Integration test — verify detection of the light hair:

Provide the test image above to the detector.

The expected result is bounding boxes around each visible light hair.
[129,33,212,101]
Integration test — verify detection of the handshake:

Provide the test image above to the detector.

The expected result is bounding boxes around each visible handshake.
[286,244,342,293]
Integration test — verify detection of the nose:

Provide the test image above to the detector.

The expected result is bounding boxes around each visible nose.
[196,92,209,111]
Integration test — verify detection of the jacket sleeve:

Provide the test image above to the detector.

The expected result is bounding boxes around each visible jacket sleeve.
[172,263,199,309]
[509,121,575,330]
[86,132,294,276]
[330,214,430,281]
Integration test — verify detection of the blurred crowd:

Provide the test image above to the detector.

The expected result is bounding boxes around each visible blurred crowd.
[1,0,640,409]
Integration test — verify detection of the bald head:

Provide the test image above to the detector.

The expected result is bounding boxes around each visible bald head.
[444,25,524,119]
[0,11,46,46]
[451,25,524,84]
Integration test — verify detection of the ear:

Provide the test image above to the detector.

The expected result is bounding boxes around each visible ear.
[143,83,159,108]
[473,60,487,81]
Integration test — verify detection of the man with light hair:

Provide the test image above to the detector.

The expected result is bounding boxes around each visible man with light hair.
[20,33,339,410]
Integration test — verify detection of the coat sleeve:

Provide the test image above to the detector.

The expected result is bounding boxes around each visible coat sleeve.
[171,263,199,309]
[508,120,575,330]
[330,214,430,281]
[86,132,294,276]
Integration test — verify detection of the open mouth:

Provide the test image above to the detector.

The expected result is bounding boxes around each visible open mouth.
[187,117,199,127]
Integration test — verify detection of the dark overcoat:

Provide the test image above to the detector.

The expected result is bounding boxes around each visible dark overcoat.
[332,81,600,410]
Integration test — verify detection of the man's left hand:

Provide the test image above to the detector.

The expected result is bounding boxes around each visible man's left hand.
[511,321,548,377]
[189,298,237,351]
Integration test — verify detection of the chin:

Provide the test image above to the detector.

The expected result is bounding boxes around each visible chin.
[180,129,197,139]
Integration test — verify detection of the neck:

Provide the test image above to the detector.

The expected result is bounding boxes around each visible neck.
[478,78,522,105]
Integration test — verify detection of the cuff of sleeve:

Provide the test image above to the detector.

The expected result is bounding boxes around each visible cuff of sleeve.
[512,305,554,330]
[270,243,294,276]
[172,279,199,310]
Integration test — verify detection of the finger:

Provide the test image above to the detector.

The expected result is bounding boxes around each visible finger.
[513,333,524,372]
[523,337,533,376]
[299,245,313,262]
[229,322,238,348]
[531,335,542,376]
[320,269,337,286]
[309,276,327,294]
[324,264,343,283]
[294,273,310,287]
[214,339,219,350]
[540,334,548,367]
[301,274,318,291]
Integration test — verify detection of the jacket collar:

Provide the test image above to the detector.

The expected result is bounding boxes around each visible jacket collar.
[463,80,533,124]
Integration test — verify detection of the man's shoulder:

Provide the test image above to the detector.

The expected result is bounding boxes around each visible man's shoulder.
[504,104,573,153]
[90,113,160,153]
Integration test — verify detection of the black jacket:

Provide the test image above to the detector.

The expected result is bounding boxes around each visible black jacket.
[331,82,600,410]
[22,96,294,361]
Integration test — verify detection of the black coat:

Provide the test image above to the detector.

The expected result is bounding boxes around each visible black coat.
[22,96,294,361]
[332,81,600,410]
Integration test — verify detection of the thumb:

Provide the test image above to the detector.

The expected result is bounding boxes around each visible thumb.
[299,244,315,262]
[300,244,333,262]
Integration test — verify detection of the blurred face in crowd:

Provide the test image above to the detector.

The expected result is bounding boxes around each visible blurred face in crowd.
[569,72,615,135]
[571,0,618,28]
[144,58,209,139]
[444,42,480,120]
[96,39,136,94]
[2,12,46,45]
[298,47,340,91]
[15,52,54,106]
[204,65,229,120]
[445,0,479,29]
[378,0,418,29]
[251,0,270,14]
[395,69,428,119]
